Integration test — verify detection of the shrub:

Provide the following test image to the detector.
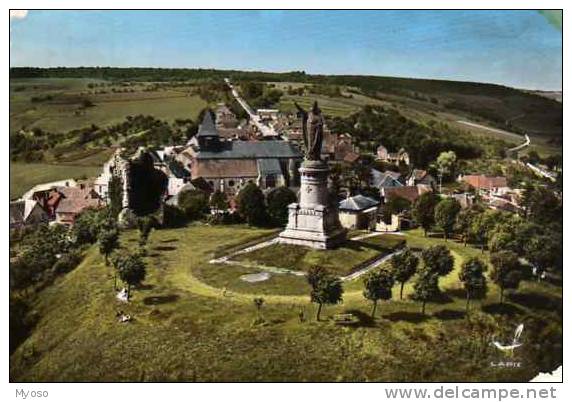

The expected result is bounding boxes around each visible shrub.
[52,250,83,275]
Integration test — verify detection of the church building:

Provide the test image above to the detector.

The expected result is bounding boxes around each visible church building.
[178,112,303,196]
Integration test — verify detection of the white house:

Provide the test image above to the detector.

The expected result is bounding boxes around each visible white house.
[338,194,380,230]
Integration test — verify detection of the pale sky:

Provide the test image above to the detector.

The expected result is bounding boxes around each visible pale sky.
[9,10,563,90]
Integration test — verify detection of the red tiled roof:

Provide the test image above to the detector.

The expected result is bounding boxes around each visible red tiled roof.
[55,186,102,214]
[462,175,508,189]
[343,151,360,163]
[384,185,431,203]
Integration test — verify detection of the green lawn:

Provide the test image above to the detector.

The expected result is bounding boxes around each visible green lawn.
[10,161,102,199]
[10,225,561,382]
[231,234,404,276]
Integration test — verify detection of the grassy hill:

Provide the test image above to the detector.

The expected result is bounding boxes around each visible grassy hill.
[10,225,561,382]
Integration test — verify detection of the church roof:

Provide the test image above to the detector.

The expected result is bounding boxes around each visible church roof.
[195,141,302,160]
[196,112,219,138]
[257,158,283,176]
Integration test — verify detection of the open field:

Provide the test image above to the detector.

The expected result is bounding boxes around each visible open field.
[10,225,561,382]
[10,161,103,200]
[10,78,207,134]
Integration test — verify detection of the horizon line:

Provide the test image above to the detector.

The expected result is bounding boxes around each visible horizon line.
[8,65,563,92]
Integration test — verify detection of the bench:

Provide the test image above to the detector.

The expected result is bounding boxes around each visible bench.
[333,313,359,325]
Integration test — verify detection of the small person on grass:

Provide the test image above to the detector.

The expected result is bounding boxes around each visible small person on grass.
[298,306,306,323]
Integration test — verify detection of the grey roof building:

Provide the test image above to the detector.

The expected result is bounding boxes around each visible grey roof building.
[338,194,380,230]
[178,112,302,196]
[339,194,380,212]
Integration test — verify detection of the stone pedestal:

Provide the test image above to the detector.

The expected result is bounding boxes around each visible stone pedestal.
[279,160,346,249]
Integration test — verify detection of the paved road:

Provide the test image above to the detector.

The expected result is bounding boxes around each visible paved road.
[225,78,278,137]
[456,120,523,140]
[456,119,530,153]
[508,134,530,152]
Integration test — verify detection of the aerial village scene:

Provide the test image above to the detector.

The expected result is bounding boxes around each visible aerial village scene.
[9,10,562,382]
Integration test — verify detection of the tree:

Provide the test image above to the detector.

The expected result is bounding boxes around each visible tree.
[9,259,34,296]
[385,195,411,216]
[436,150,457,182]
[178,189,209,221]
[116,252,147,300]
[525,233,560,280]
[434,198,461,240]
[527,186,562,225]
[307,266,328,288]
[137,216,155,248]
[459,257,488,312]
[422,245,454,277]
[266,186,297,226]
[383,195,411,223]
[363,269,395,318]
[412,192,439,236]
[72,207,105,245]
[209,191,228,214]
[455,207,477,246]
[98,228,119,266]
[519,182,535,218]
[107,175,123,218]
[307,267,343,321]
[490,251,522,304]
[470,209,499,253]
[412,268,439,315]
[236,182,267,226]
[241,81,264,99]
[390,248,419,299]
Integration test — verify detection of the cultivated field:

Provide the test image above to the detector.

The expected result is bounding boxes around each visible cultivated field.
[10,78,207,134]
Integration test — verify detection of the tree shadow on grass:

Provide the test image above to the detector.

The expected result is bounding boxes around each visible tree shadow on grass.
[507,292,562,313]
[482,303,525,317]
[137,284,155,291]
[143,294,180,305]
[430,291,454,304]
[342,241,370,252]
[342,309,376,327]
[383,311,428,323]
[161,238,179,244]
[154,246,177,252]
[433,309,465,320]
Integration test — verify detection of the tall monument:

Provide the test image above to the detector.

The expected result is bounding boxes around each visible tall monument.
[279,102,347,249]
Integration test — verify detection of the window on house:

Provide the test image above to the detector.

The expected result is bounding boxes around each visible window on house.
[229,180,235,187]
